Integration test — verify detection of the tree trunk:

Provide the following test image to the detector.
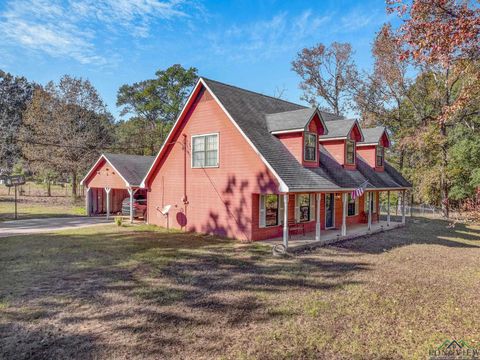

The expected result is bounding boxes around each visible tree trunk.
[46,180,51,197]
[440,123,449,218]
[72,171,77,198]
[399,149,405,171]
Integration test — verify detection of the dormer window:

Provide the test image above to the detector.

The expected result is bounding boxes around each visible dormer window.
[304,132,317,161]
[346,140,355,164]
[376,145,384,167]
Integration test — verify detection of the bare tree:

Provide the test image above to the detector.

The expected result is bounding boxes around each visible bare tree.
[292,42,358,115]
[273,85,287,99]
[21,76,113,197]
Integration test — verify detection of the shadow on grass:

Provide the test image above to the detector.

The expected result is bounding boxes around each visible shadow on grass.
[334,216,480,254]
[0,228,368,358]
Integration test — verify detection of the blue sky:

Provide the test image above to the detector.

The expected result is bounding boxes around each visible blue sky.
[0,0,393,119]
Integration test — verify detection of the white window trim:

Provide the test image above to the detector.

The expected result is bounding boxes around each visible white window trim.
[297,193,313,223]
[303,132,318,162]
[376,145,384,167]
[324,193,335,229]
[259,194,281,228]
[191,132,220,169]
[345,139,356,165]
[347,193,359,217]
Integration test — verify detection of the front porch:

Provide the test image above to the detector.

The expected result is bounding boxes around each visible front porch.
[256,189,408,251]
[262,220,405,252]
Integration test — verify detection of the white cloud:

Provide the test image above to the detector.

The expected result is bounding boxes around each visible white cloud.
[338,8,384,32]
[208,10,331,62]
[0,0,194,64]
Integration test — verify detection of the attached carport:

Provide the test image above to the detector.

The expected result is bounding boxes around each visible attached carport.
[80,153,155,223]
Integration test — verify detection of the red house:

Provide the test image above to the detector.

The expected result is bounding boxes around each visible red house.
[135,78,411,246]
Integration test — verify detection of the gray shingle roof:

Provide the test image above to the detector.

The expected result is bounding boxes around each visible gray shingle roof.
[202,78,339,191]
[320,146,412,189]
[265,108,317,133]
[201,77,410,191]
[320,111,345,122]
[104,153,155,187]
[318,119,357,139]
[360,127,386,144]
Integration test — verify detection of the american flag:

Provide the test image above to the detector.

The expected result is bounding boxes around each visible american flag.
[351,180,369,200]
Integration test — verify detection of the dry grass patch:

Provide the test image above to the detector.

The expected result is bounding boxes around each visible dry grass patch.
[1,218,479,359]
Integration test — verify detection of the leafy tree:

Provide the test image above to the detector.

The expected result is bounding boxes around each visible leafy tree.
[0,70,34,173]
[20,75,114,197]
[384,0,480,217]
[356,2,480,217]
[116,64,198,155]
[386,0,480,64]
[292,42,358,115]
[448,122,480,201]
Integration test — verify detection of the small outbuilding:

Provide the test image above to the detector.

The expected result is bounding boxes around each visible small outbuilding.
[80,153,155,222]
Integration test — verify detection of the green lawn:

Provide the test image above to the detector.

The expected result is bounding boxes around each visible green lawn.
[0,200,85,221]
[0,181,85,221]
[1,218,479,359]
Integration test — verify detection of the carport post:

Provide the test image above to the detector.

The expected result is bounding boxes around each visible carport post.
[85,187,91,217]
[105,187,111,220]
[128,188,134,223]
[387,191,391,226]
[401,190,406,224]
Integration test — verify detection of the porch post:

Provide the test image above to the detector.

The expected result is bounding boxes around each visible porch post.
[105,187,111,220]
[283,194,289,248]
[315,193,321,241]
[401,190,406,224]
[128,188,134,224]
[368,192,372,231]
[387,190,391,226]
[85,187,91,217]
[341,193,347,236]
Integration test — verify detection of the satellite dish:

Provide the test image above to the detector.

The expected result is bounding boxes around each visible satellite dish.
[160,205,171,215]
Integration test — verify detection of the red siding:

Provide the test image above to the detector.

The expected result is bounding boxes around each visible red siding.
[277,133,303,163]
[146,87,280,241]
[357,145,385,172]
[322,140,345,165]
[320,123,362,170]
[276,113,324,168]
[85,159,128,189]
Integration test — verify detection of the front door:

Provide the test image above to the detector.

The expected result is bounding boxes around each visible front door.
[325,193,334,229]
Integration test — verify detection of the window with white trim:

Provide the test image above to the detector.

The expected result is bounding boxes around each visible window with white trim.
[376,145,384,167]
[347,194,359,216]
[304,132,317,161]
[192,134,218,168]
[346,139,355,164]
[259,194,284,227]
[295,194,315,223]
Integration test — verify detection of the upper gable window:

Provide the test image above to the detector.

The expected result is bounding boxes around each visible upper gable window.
[192,133,219,168]
[376,145,384,167]
[304,132,317,161]
[346,140,355,164]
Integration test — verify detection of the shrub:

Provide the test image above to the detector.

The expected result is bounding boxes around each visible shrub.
[114,216,123,227]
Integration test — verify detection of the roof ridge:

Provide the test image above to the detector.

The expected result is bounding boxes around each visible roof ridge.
[265,107,315,117]
[201,77,308,109]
